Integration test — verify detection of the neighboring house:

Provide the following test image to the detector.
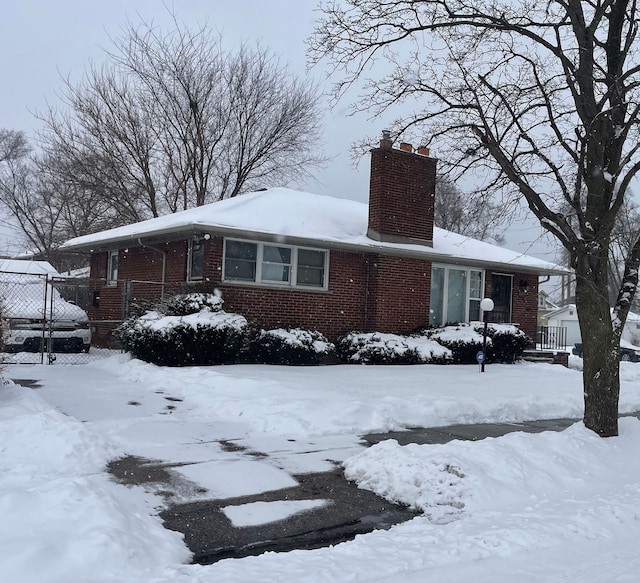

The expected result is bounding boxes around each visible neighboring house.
[61,137,569,346]
[537,289,560,326]
[546,303,640,347]
[0,258,59,277]
[545,304,581,346]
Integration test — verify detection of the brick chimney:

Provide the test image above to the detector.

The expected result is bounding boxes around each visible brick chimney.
[367,133,436,246]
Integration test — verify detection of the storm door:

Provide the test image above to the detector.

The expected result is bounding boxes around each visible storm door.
[491,274,513,323]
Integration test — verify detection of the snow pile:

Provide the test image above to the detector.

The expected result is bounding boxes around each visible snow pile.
[345,418,640,528]
[0,383,189,583]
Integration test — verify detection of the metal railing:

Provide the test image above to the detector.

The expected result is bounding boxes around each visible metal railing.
[537,325,568,350]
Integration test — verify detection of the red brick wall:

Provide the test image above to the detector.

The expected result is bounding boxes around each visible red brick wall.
[88,236,538,346]
[484,271,538,342]
[365,254,431,334]
[368,143,436,243]
[208,240,370,339]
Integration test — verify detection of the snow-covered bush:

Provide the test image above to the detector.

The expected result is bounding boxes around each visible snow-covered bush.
[248,327,335,365]
[155,292,224,316]
[118,310,248,366]
[336,332,452,364]
[471,323,531,362]
[117,290,248,366]
[425,324,490,364]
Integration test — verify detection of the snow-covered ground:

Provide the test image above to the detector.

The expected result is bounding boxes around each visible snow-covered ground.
[2,354,640,582]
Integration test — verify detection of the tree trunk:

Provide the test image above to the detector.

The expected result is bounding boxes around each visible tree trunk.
[575,257,620,437]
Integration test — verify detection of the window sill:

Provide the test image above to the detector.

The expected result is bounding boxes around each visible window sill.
[222,279,329,293]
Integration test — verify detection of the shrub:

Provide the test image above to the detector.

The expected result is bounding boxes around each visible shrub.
[155,292,224,316]
[248,327,335,365]
[336,332,452,364]
[425,324,490,364]
[472,323,531,362]
[118,309,248,366]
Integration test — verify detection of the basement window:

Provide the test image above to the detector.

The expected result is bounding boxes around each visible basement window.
[223,239,328,289]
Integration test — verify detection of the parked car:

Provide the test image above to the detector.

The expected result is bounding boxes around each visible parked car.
[1,273,91,354]
[572,340,640,362]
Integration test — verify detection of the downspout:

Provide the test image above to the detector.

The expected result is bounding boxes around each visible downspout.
[138,238,167,299]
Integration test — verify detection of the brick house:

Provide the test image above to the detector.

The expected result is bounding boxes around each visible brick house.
[62,138,568,346]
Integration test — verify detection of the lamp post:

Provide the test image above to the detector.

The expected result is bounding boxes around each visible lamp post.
[479,298,495,373]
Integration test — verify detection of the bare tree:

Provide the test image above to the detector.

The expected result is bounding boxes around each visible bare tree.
[609,199,640,310]
[0,129,29,164]
[39,18,325,221]
[311,0,640,436]
[435,177,506,243]
[0,140,119,270]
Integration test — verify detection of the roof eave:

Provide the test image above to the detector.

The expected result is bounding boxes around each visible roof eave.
[62,225,571,277]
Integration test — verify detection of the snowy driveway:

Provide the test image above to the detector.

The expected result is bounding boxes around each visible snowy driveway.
[5,354,640,582]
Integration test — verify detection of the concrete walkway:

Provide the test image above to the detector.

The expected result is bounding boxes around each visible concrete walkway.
[108,414,640,565]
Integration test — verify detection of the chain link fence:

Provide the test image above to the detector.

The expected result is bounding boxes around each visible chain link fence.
[2,272,217,364]
[0,270,116,365]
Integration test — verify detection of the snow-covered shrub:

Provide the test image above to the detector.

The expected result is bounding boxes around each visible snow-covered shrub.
[248,327,335,365]
[425,324,490,364]
[155,292,224,316]
[472,323,531,362]
[118,309,248,366]
[336,332,452,364]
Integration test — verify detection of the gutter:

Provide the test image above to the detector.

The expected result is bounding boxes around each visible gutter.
[65,225,570,278]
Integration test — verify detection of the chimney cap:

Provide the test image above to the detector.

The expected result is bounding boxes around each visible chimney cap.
[381,129,391,140]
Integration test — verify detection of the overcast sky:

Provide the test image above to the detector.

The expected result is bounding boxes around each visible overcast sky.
[0,0,556,263]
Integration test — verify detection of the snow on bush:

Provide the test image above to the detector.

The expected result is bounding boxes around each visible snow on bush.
[118,300,248,367]
[336,332,452,364]
[471,322,531,362]
[248,327,335,365]
[425,324,490,364]
[156,291,224,316]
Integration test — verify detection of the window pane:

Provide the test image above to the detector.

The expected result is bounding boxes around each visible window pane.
[447,269,467,324]
[470,271,482,300]
[430,266,445,326]
[225,241,257,281]
[190,240,204,279]
[262,264,290,282]
[297,249,325,287]
[262,245,291,283]
[297,266,324,287]
[263,245,291,264]
[298,249,325,268]
[108,252,118,283]
[226,240,257,260]
[225,258,256,281]
[469,299,480,321]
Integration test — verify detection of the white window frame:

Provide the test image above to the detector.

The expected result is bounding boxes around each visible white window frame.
[107,250,119,287]
[430,264,485,326]
[222,238,329,290]
[187,237,205,281]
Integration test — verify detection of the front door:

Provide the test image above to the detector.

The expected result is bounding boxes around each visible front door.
[491,274,513,323]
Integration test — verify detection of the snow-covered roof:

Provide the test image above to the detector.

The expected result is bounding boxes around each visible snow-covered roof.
[547,303,640,323]
[0,259,59,276]
[62,188,569,276]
